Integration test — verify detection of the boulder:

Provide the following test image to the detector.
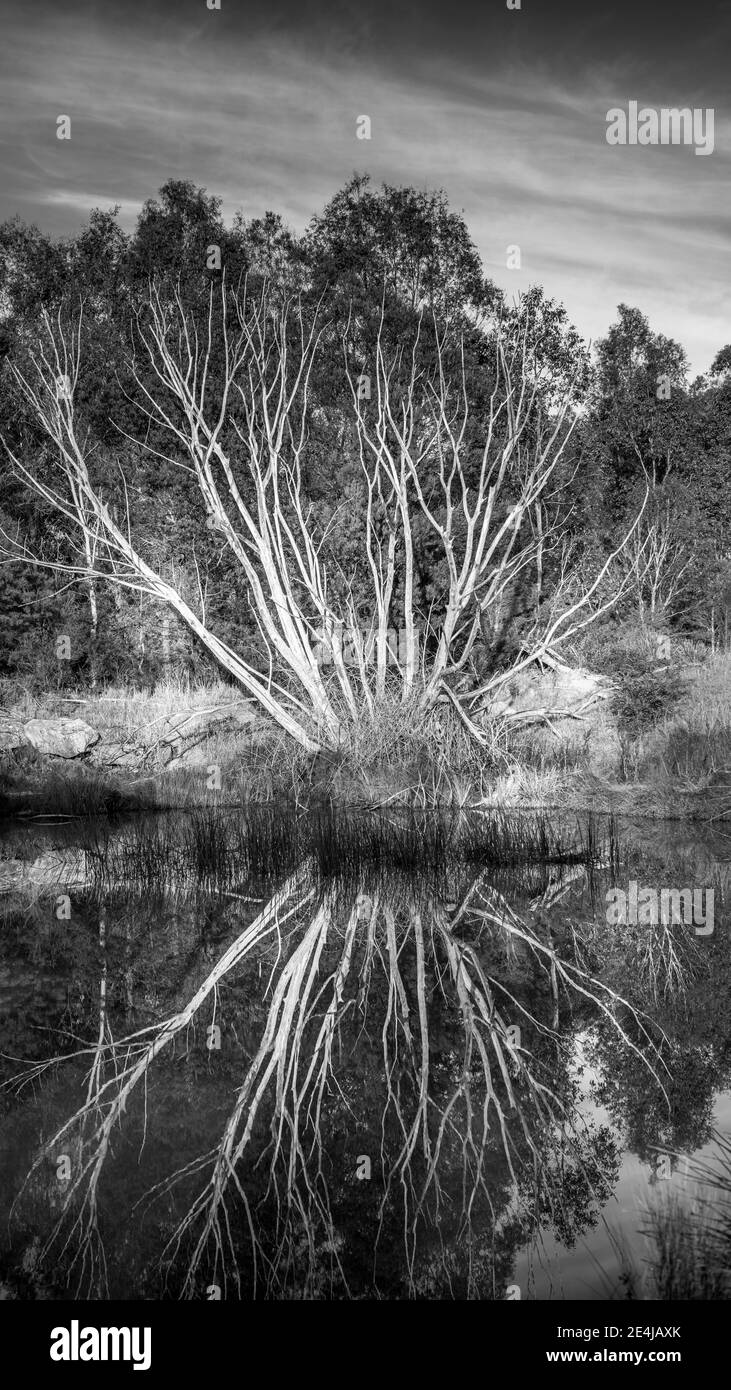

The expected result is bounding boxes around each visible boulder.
[91,741,143,769]
[483,663,621,777]
[486,664,608,719]
[0,715,28,753]
[23,717,100,759]
[160,703,256,744]
[158,703,260,765]
[165,744,216,768]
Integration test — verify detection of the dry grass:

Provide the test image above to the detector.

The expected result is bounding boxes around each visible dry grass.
[632,652,731,789]
[476,765,567,809]
[1,675,249,741]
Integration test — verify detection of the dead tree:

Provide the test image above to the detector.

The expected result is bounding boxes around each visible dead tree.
[1,283,645,750]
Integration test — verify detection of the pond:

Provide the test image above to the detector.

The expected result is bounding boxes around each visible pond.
[1,806,729,1300]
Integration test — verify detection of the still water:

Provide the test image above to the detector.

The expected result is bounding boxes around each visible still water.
[1,807,729,1300]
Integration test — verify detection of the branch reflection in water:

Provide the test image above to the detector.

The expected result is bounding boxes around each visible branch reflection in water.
[2,808,699,1299]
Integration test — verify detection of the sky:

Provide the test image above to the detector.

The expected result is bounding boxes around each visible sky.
[0,0,729,374]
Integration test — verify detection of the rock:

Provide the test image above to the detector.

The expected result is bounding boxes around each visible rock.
[160,703,256,745]
[0,714,28,752]
[230,704,258,726]
[486,664,608,719]
[165,744,215,768]
[91,741,143,769]
[157,704,260,766]
[23,717,100,759]
[483,663,621,777]
[0,849,89,895]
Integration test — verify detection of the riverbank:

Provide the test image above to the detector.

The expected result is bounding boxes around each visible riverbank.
[1,653,730,820]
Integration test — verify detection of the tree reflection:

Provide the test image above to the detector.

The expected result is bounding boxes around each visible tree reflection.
[2,840,679,1299]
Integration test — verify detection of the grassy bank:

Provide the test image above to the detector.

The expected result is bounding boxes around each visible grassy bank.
[1,646,731,818]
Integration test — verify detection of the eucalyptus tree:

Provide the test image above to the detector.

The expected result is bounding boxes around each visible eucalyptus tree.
[0,267,649,749]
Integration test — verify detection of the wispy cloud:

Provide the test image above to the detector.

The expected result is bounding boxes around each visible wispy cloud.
[0,1,728,372]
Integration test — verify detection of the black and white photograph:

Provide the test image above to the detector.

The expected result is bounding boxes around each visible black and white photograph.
[0,0,729,1366]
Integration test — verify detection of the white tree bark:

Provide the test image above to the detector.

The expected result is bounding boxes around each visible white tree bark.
[1,287,645,750]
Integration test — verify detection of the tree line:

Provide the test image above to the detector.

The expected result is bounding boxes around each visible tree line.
[0,176,729,745]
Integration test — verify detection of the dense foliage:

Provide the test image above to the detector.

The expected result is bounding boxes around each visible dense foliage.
[1,176,729,693]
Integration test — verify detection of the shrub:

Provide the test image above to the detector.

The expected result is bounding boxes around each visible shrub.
[611,669,687,736]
